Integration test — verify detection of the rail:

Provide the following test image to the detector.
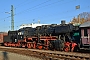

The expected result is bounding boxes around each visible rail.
[0,46,90,60]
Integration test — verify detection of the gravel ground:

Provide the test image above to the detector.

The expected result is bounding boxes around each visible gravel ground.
[0,51,41,60]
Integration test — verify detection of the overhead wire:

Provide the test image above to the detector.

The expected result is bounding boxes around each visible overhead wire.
[14,0,77,17]
[1,0,89,21]
[14,5,90,24]
[4,6,90,30]
[0,0,73,21]
[14,0,52,16]
[0,0,52,31]
[0,0,51,21]
[15,0,78,16]
[1,0,89,23]
[15,0,32,8]
[1,0,90,25]
[13,0,77,23]
[0,0,36,21]
[1,2,90,29]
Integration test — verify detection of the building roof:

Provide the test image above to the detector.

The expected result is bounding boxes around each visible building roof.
[80,21,90,27]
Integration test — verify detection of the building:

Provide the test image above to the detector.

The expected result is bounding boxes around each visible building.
[20,23,48,29]
[0,32,8,44]
[80,21,90,49]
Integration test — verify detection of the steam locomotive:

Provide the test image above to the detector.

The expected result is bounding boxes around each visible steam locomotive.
[3,21,80,52]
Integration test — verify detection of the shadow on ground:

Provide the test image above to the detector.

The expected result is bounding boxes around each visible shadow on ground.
[79,49,90,53]
[2,51,9,60]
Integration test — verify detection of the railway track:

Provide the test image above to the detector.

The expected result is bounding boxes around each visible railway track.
[0,46,90,60]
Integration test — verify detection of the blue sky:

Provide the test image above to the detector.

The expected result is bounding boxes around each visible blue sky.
[0,0,90,32]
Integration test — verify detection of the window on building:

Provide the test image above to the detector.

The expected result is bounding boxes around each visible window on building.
[84,28,88,36]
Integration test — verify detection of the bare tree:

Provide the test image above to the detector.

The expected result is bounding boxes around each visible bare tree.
[79,12,90,21]
[70,12,90,24]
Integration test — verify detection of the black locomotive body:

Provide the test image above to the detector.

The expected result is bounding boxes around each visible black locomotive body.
[3,21,80,52]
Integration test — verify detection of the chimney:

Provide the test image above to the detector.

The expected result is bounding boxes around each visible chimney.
[61,20,66,24]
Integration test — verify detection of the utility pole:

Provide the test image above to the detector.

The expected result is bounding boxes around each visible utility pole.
[11,5,14,31]
[78,14,80,24]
